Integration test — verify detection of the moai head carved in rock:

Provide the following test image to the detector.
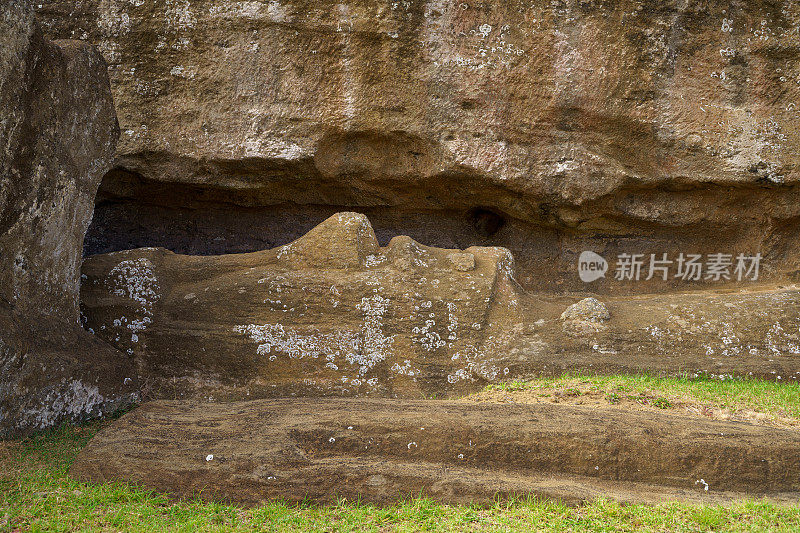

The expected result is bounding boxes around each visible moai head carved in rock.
[80,213,539,400]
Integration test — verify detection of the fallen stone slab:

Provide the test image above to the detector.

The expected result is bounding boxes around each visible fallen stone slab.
[71,398,800,505]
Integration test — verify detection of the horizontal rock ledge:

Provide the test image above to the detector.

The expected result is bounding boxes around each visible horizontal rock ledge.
[71,398,800,506]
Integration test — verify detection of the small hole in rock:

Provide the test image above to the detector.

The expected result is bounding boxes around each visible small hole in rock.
[468,207,506,238]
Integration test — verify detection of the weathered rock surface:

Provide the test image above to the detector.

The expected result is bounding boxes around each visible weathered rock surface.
[71,398,800,505]
[78,212,800,401]
[18,0,800,503]
[560,296,609,335]
[79,212,530,399]
[0,0,137,437]
[35,0,800,292]
[526,287,800,380]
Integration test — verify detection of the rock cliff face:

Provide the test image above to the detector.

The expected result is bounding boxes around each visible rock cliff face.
[0,0,138,437]
[10,0,800,504]
[36,0,800,292]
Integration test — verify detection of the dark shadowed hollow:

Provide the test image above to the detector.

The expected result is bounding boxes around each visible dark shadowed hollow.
[84,166,800,294]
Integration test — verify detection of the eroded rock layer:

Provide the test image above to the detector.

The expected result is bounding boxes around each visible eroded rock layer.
[524,289,800,381]
[71,398,800,505]
[0,0,137,437]
[36,0,800,292]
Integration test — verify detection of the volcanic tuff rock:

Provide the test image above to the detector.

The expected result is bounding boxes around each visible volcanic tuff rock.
[79,212,800,400]
[560,296,610,335]
[71,398,800,505]
[36,0,800,292]
[0,0,137,437]
[526,287,800,380]
[79,212,531,399]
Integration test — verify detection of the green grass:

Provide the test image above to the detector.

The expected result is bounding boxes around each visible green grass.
[4,375,800,531]
[484,373,800,419]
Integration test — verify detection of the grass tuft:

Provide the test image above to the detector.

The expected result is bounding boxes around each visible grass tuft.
[483,373,800,419]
